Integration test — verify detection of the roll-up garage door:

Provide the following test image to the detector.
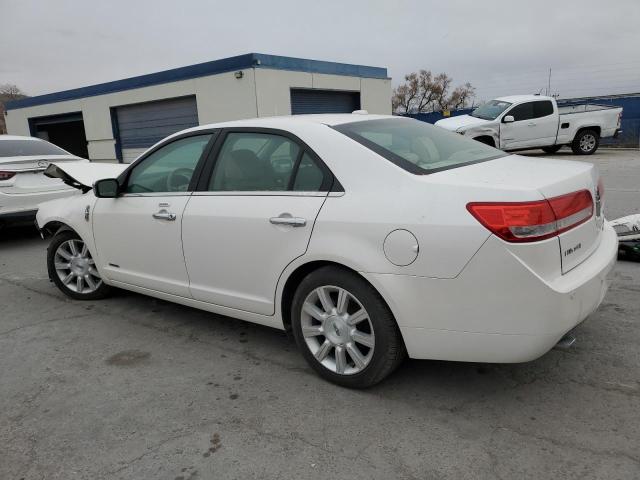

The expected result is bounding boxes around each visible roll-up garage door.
[115,96,199,163]
[290,89,360,115]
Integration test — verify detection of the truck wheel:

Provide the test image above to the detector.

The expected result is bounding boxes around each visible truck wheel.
[572,130,599,155]
[474,136,495,147]
[542,145,562,154]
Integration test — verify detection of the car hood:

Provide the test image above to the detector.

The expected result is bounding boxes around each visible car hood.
[434,115,490,131]
[44,161,128,192]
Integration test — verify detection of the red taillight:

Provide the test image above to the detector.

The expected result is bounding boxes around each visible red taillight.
[467,190,594,242]
[0,171,16,181]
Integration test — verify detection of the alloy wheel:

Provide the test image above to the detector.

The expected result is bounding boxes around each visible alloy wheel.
[580,134,597,152]
[54,239,102,294]
[300,285,375,375]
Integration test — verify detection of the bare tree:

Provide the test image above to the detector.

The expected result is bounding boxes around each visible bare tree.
[391,73,420,113]
[0,84,27,134]
[448,82,476,110]
[0,84,26,98]
[392,71,475,114]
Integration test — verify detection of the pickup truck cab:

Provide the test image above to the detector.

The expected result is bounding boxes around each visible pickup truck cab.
[435,95,622,155]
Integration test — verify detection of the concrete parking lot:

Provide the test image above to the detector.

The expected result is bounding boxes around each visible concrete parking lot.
[1,149,639,480]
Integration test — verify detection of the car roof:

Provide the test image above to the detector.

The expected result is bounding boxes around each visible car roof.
[179,113,400,135]
[0,135,43,141]
[494,95,554,104]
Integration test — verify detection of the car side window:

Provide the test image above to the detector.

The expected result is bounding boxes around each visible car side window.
[125,135,212,193]
[533,100,554,118]
[209,132,300,191]
[293,152,325,191]
[506,102,535,122]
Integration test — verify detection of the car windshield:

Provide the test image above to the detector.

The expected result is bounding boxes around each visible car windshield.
[470,100,512,120]
[0,139,69,157]
[334,118,506,174]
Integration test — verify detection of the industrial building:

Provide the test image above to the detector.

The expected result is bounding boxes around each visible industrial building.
[4,53,391,162]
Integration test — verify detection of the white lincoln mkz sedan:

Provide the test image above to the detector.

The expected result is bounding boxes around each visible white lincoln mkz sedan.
[37,114,617,387]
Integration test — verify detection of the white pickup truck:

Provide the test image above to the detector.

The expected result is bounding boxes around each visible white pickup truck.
[435,95,622,155]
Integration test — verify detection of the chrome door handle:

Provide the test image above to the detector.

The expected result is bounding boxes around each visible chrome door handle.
[152,211,176,221]
[269,215,306,227]
[527,122,537,126]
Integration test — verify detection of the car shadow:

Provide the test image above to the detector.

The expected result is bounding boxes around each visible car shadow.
[103,286,565,400]
[0,224,42,244]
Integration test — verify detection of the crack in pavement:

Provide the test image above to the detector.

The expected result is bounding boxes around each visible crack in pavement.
[492,424,640,467]
[0,313,94,337]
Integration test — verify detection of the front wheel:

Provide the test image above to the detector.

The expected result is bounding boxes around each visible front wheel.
[47,231,112,300]
[572,129,599,155]
[291,266,405,388]
[542,145,562,154]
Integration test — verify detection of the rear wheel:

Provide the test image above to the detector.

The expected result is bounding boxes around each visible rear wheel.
[47,231,111,300]
[542,145,562,154]
[291,266,405,388]
[572,129,599,155]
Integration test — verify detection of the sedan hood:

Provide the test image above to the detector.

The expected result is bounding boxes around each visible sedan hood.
[434,115,489,131]
[45,161,128,192]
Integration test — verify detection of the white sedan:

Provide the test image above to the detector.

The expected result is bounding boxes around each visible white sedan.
[36,114,617,388]
[0,135,86,227]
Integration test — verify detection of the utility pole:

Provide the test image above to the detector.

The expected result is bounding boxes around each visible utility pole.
[547,68,552,96]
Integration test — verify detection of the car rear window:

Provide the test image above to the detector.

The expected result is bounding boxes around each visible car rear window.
[334,118,506,174]
[0,139,69,157]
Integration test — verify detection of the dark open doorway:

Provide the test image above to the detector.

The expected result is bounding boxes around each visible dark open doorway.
[28,112,89,158]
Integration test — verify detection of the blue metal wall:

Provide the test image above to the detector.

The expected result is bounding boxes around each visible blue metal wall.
[406,94,640,147]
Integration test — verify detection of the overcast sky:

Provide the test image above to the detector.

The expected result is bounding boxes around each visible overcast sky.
[2,0,639,102]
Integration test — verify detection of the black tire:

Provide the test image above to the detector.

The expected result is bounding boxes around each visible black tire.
[542,145,562,154]
[47,230,112,300]
[571,129,599,155]
[474,136,495,147]
[291,266,405,388]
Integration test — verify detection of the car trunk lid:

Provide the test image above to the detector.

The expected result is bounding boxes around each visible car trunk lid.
[0,155,88,194]
[432,154,603,274]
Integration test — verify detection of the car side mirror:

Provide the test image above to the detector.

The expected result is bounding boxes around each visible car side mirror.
[503,115,515,123]
[93,178,120,198]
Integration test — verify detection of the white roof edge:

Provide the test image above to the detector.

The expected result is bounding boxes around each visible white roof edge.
[0,135,42,141]
[493,94,554,103]
[173,113,402,136]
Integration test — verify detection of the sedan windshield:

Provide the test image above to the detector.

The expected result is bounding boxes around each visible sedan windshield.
[0,139,69,157]
[334,118,506,174]
[470,100,512,120]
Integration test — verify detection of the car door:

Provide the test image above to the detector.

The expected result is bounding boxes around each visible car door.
[182,129,333,315]
[529,100,558,147]
[500,100,558,150]
[500,101,536,150]
[92,133,215,296]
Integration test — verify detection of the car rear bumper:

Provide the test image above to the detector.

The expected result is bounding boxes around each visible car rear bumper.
[0,209,38,222]
[362,223,618,363]
[0,188,78,219]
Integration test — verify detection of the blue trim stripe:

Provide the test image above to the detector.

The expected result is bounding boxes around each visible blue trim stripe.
[6,53,388,110]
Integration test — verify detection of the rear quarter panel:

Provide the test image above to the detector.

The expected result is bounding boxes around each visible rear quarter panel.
[557,107,622,143]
